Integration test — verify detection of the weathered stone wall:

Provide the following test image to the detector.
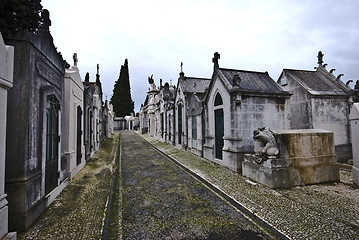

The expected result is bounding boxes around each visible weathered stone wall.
[238,96,290,153]
[311,97,351,161]
[279,72,312,129]
[186,93,204,156]
[4,30,65,232]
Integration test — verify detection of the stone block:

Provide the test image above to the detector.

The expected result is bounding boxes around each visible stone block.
[242,129,339,189]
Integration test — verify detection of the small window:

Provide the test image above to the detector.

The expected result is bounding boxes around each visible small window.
[214,92,223,106]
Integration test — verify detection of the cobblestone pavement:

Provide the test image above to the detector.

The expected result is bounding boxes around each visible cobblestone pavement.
[140,133,359,240]
[18,133,119,240]
[121,131,271,239]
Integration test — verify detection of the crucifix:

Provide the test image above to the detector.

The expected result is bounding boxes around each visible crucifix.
[73,53,78,67]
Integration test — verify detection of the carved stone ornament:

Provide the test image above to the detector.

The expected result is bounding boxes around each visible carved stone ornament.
[253,127,279,164]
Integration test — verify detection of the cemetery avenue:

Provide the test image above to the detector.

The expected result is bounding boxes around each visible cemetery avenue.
[18,131,359,239]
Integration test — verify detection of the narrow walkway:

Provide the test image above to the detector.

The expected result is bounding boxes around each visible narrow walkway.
[120,131,270,239]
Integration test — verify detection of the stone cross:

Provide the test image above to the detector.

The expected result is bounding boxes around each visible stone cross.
[212,52,220,69]
[73,53,78,67]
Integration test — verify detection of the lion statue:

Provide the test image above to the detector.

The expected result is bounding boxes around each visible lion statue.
[253,127,279,164]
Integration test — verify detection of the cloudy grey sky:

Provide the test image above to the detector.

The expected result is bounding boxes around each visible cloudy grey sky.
[42,0,359,112]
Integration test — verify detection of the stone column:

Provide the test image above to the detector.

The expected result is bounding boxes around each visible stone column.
[349,103,359,186]
[0,33,16,239]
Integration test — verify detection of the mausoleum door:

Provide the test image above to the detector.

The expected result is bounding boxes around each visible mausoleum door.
[161,113,164,138]
[178,105,182,144]
[215,109,224,160]
[45,95,60,195]
[76,106,82,165]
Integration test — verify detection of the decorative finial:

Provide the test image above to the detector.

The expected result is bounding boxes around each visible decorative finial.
[148,74,154,84]
[73,53,78,67]
[41,9,51,31]
[85,72,90,82]
[96,64,100,83]
[317,51,324,65]
[180,62,183,72]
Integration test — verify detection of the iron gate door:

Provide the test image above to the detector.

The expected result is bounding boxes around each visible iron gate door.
[215,109,224,160]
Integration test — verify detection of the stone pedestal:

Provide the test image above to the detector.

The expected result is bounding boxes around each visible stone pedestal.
[243,129,339,189]
[349,103,359,186]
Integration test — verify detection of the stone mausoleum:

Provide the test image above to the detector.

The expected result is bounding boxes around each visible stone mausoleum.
[3,12,67,231]
[277,51,353,162]
[203,53,291,172]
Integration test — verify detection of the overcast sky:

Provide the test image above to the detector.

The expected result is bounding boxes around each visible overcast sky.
[42,0,359,112]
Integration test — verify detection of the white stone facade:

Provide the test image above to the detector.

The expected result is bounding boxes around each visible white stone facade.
[64,54,85,181]
[0,33,16,240]
[350,103,359,186]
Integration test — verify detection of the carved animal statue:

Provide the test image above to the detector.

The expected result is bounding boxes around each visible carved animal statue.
[253,127,279,164]
[148,74,154,84]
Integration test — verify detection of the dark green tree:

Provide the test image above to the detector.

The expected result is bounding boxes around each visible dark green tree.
[354,80,359,103]
[111,59,134,117]
[0,0,43,32]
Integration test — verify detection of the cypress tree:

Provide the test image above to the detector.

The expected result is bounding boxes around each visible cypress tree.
[0,0,43,32]
[111,59,134,117]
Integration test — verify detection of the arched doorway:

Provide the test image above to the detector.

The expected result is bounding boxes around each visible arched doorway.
[45,95,60,195]
[214,93,224,160]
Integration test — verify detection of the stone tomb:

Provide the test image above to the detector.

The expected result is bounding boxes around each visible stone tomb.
[242,129,339,189]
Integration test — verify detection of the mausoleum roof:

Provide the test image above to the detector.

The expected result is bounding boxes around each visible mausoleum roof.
[282,68,349,96]
[218,68,286,94]
[180,77,211,94]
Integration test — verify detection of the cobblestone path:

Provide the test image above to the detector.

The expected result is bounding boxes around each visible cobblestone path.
[18,133,119,240]
[120,131,271,239]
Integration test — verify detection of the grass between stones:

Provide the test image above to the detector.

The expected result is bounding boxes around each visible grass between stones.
[18,133,119,240]
[102,133,122,239]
